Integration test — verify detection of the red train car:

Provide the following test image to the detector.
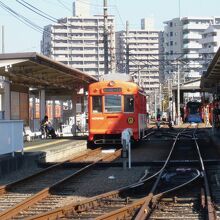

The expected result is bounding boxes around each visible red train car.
[88,80,147,145]
[184,101,203,123]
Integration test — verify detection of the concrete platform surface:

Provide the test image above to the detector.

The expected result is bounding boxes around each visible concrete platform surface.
[0,137,88,177]
[24,137,88,162]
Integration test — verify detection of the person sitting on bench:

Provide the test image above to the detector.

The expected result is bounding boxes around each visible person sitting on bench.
[41,115,57,138]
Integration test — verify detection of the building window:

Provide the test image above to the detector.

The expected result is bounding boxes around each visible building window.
[170,41,173,46]
[170,22,173,27]
[170,32,173,37]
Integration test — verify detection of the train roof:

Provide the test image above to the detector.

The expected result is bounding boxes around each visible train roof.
[99,73,133,82]
[186,101,202,106]
[89,80,145,95]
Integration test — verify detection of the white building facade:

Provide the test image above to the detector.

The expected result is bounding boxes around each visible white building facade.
[41,0,115,79]
[116,19,160,93]
[200,24,220,72]
[163,16,220,81]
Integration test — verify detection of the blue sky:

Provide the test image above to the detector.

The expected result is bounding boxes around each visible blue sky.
[0,0,220,53]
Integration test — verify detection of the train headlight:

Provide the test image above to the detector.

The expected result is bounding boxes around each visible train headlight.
[108,81,115,86]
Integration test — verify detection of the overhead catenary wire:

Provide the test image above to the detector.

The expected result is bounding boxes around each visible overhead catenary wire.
[56,0,72,12]
[0,1,44,33]
[16,0,58,23]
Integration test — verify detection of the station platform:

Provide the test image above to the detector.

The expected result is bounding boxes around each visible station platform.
[0,137,88,178]
[24,137,87,162]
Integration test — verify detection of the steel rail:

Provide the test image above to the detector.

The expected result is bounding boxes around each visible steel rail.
[0,147,102,195]
[0,148,121,220]
[135,124,217,220]
[193,131,217,220]
[26,128,189,220]
[134,128,191,220]
[94,169,201,220]
[142,126,156,140]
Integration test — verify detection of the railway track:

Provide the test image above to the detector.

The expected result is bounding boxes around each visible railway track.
[1,124,216,220]
[26,127,202,219]
[135,125,216,220]
[28,125,217,220]
[0,148,121,219]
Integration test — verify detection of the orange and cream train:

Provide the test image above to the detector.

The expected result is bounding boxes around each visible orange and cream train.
[88,79,147,145]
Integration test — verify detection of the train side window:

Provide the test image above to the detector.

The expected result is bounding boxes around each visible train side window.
[124,95,134,112]
[104,95,121,112]
[92,96,102,113]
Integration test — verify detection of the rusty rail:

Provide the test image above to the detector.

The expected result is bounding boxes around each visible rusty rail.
[0,148,121,220]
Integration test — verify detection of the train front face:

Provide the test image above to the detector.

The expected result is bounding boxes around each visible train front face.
[88,80,142,144]
[186,102,202,123]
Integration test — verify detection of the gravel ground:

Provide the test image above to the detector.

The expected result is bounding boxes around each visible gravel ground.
[0,167,43,185]
[50,166,150,207]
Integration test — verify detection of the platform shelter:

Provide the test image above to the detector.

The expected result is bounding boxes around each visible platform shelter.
[201,47,220,129]
[0,52,97,134]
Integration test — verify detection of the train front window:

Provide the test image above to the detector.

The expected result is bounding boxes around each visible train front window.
[124,95,134,112]
[104,95,121,112]
[92,96,102,113]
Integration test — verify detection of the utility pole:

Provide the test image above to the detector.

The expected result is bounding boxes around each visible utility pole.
[109,24,115,73]
[138,65,140,86]
[168,78,173,121]
[154,90,157,118]
[126,21,129,74]
[159,83,162,111]
[103,0,109,74]
[177,61,181,125]
[2,26,5,53]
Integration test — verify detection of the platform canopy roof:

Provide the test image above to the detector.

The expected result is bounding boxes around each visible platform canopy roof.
[172,79,201,92]
[201,47,220,92]
[0,52,97,93]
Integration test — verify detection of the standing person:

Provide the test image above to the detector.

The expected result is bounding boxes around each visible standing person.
[156,110,161,129]
[168,113,173,129]
[41,115,57,138]
[146,112,149,124]
[204,105,209,127]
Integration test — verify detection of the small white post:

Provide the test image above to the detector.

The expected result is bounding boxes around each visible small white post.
[121,128,132,169]
[128,141,131,169]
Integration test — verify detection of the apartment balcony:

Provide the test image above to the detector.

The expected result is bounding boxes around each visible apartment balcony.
[128,39,158,44]
[82,57,100,62]
[70,56,94,61]
[183,43,202,49]
[53,50,69,55]
[54,57,69,62]
[82,50,99,54]
[183,33,201,39]
[68,50,84,54]
[52,43,67,47]
[52,29,68,34]
[73,64,99,69]
[129,45,159,50]
[132,50,158,55]
[183,23,209,30]
[199,47,216,54]
[200,36,219,44]
[182,53,200,59]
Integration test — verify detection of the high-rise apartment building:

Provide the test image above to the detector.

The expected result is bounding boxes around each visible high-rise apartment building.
[41,0,115,79]
[116,18,160,94]
[200,24,220,72]
[163,16,220,81]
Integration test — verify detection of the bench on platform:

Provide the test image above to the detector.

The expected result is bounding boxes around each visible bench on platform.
[23,126,42,141]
